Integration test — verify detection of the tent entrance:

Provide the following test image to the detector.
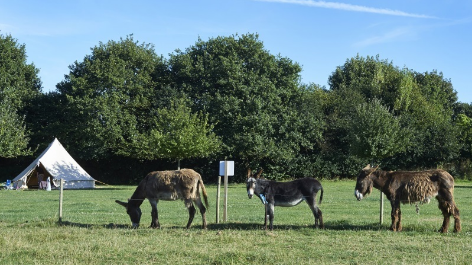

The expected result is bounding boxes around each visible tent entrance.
[25,163,53,189]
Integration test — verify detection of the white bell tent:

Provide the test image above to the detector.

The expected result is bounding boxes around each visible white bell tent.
[13,138,96,189]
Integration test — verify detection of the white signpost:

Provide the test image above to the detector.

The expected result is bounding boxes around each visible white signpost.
[216,161,234,223]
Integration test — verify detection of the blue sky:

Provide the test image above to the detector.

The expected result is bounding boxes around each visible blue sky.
[1,0,471,102]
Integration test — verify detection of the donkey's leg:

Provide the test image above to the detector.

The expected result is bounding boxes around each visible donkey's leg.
[306,196,324,229]
[390,201,400,231]
[440,189,461,233]
[149,199,160,229]
[185,199,196,229]
[396,207,402,232]
[264,204,268,229]
[452,203,461,233]
[436,197,451,233]
[194,197,207,229]
[267,203,275,230]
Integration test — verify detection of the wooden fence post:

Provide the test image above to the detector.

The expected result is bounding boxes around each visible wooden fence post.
[216,176,221,223]
[59,179,64,223]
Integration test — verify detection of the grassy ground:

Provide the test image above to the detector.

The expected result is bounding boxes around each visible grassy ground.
[1,180,471,264]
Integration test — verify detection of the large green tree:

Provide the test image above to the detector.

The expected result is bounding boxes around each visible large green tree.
[329,54,415,113]
[348,98,408,163]
[395,70,460,169]
[169,34,325,179]
[0,33,40,157]
[328,55,460,172]
[0,99,31,158]
[55,35,170,159]
[134,99,221,169]
[0,33,42,109]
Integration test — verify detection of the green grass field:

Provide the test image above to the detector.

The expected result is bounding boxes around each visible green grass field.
[1,180,471,264]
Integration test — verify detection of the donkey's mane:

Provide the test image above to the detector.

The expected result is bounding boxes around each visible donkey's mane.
[129,177,147,207]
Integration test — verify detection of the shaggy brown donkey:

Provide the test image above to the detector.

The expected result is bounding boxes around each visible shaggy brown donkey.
[116,169,209,229]
[355,164,461,233]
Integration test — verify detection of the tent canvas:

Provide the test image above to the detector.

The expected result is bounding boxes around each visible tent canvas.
[13,138,95,189]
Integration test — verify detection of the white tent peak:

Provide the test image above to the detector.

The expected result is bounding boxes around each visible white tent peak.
[13,138,95,189]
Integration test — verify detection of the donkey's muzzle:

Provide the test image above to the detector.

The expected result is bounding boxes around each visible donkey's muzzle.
[248,194,253,199]
[354,190,363,201]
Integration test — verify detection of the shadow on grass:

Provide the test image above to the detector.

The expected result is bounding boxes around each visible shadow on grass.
[455,185,472,189]
[58,220,130,229]
[323,220,388,231]
[58,221,266,230]
[208,221,390,231]
[207,222,270,230]
[57,220,391,231]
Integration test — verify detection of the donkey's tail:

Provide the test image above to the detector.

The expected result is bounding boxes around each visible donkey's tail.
[318,187,323,205]
[198,177,210,209]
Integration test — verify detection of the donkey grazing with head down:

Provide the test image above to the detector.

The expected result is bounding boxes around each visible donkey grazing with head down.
[246,169,324,230]
[115,169,209,229]
[355,164,461,233]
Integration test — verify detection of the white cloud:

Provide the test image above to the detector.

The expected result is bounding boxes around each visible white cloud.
[354,27,416,47]
[258,0,437,19]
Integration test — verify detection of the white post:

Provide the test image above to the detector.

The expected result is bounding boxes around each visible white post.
[223,161,228,222]
[59,179,64,223]
[216,176,221,224]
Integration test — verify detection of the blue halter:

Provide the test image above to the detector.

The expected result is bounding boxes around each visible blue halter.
[259,194,267,205]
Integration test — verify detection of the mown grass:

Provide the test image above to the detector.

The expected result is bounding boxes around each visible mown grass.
[1,180,471,264]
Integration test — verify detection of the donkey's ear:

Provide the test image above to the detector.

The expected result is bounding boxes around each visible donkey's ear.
[115,200,128,208]
[256,169,263,179]
[363,164,371,170]
[247,168,252,178]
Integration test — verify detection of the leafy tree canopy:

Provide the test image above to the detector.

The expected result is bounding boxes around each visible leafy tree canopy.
[328,55,461,170]
[0,33,40,157]
[134,98,221,168]
[348,98,409,162]
[169,33,324,175]
[0,33,42,109]
[55,35,169,159]
[0,100,31,158]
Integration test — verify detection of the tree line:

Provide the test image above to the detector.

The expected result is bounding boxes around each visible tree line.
[1,32,472,184]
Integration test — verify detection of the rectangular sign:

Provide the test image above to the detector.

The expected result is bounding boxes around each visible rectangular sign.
[219,161,234,176]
